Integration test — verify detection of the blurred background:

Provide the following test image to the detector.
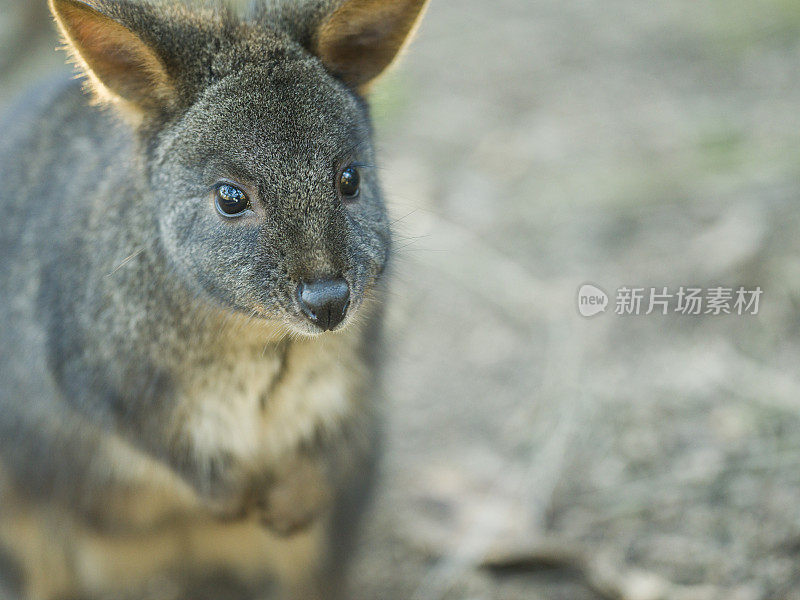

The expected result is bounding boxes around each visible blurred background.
[3,1,800,598]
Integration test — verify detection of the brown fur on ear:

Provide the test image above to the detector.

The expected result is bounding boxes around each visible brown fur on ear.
[315,0,429,92]
[49,0,175,114]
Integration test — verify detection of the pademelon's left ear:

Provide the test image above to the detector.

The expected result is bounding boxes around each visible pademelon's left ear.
[49,0,176,114]
[314,0,430,91]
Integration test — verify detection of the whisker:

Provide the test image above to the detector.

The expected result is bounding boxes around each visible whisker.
[105,248,144,277]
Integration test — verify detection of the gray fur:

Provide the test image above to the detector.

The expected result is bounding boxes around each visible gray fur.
[0,0,426,597]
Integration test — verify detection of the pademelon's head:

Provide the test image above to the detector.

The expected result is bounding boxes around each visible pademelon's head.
[50,0,429,335]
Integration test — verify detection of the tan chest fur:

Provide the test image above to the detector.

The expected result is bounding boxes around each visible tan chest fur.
[174,328,361,473]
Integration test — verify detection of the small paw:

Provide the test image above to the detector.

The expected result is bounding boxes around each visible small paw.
[256,457,332,536]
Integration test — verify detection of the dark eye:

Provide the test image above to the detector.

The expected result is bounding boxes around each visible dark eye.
[338,165,361,199]
[215,183,250,217]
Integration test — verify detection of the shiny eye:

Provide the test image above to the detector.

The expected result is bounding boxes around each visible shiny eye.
[215,183,250,217]
[338,165,361,199]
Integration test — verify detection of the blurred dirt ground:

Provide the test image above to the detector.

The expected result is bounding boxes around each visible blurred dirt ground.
[3,0,800,599]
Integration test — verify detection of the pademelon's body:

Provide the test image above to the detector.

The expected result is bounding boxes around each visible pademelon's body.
[0,0,429,598]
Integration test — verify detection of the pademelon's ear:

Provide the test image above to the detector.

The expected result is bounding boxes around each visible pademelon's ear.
[314,0,429,91]
[49,0,175,113]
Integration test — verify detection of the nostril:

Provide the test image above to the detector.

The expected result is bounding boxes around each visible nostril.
[297,278,350,331]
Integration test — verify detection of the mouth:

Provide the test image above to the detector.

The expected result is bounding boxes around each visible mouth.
[289,297,356,336]
[241,292,354,336]
[243,273,377,336]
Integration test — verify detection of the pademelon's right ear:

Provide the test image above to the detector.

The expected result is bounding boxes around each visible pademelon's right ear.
[49,0,176,114]
[311,0,430,92]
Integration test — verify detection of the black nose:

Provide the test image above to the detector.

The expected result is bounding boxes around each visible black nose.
[297,279,350,331]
